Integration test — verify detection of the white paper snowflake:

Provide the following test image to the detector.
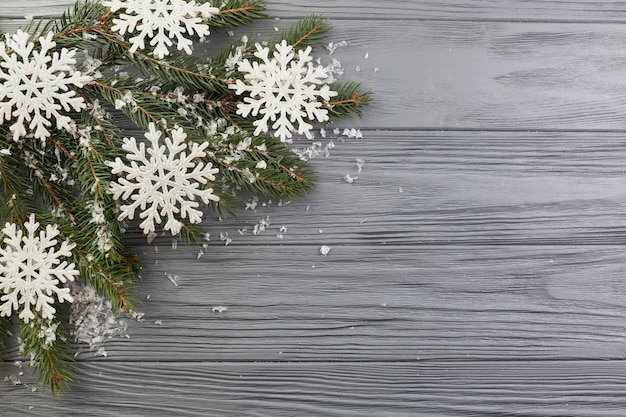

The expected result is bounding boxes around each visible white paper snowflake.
[103,0,220,59]
[0,30,93,142]
[107,123,220,235]
[0,214,78,324]
[229,40,338,143]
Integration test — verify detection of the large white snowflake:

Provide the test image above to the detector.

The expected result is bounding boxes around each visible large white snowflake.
[107,123,220,235]
[0,214,78,324]
[0,30,93,142]
[229,40,338,143]
[103,0,220,59]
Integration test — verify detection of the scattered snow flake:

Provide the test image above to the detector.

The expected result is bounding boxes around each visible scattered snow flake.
[229,40,338,142]
[70,285,128,357]
[381,303,387,308]
[103,0,219,59]
[245,196,259,211]
[325,40,348,54]
[38,321,59,349]
[220,232,232,246]
[374,67,380,73]
[147,231,158,244]
[342,128,363,139]
[253,216,271,235]
[356,158,365,173]
[276,226,287,240]
[107,122,220,235]
[212,306,227,313]
[355,66,361,72]
[343,174,358,184]
[0,214,78,323]
[0,30,93,142]
[326,58,344,78]
[398,187,404,193]
[364,52,369,59]
[255,160,268,169]
[154,320,162,325]
[114,99,126,110]
[166,273,179,287]
[319,245,331,256]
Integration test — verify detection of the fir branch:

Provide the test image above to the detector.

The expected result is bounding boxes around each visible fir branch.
[325,81,374,120]
[0,0,372,395]
[77,253,138,313]
[98,34,234,94]
[211,0,268,27]
[25,0,111,49]
[0,316,9,360]
[207,133,315,200]
[20,318,76,395]
[0,154,35,224]
[90,80,173,132]
[273,15,331,50]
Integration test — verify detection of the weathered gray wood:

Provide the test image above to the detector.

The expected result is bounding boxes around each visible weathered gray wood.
[6,0,626,22]
[5,10,626,130]
[152,130,626,247]
[1,244,622,362]
[5,361,626,417]
[3,1,626,416]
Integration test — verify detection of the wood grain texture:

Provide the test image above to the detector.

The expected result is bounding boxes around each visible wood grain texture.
[4,10,626,130]
[5,361,626,417]
[6,0,626,22]
[2,1,626,416]
[4,244,624,363]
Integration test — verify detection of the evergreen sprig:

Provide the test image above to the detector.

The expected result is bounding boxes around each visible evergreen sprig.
[0,0,372,394]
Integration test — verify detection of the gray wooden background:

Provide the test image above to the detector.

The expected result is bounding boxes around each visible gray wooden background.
[4,1,626,416]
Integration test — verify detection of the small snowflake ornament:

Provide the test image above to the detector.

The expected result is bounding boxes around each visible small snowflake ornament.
[0,30,93,142]
[107,123,220,235]
[0,214,78,324]
[229,40,338,143]
[103,0,220,59]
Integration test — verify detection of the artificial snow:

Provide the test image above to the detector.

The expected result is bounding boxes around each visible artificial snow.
[70,285,128,358]
[319,245,332,256]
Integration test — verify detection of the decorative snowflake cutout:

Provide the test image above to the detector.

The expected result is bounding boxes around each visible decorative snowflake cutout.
[0,214,78,324]
[107,123,220,235]
[103,0,220,59]
[0,30,93,142]
[229,40,338,143]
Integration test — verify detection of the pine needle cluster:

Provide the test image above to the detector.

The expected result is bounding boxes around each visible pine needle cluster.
[0,0,371,394]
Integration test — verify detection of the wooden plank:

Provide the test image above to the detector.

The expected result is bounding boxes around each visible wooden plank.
[112,130,626,247]
[4,6,626,130]
[3,244,624,362]
[5,18,626,131]
[5,361,626,416]
[6,0,626,22]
